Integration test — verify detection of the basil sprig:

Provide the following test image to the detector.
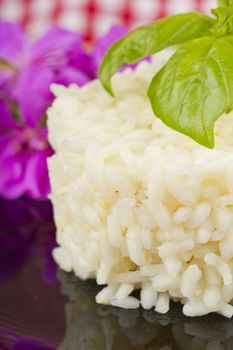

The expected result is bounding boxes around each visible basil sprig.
[99,1,233,148]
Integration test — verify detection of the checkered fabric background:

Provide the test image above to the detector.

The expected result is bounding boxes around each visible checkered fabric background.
[0,0,216,41]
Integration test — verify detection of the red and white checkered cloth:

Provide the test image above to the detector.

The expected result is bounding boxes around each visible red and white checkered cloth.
[0,0,216,41]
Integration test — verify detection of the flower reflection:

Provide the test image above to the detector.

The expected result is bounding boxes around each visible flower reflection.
[0,197,56,284]
[0,197,59,350]
[0,330,56,350]
[59,271,233,350]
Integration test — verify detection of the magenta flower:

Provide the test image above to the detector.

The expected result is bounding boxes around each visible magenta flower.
[0,114,53,199]
[0,23,92,123]
[0,22,93,199]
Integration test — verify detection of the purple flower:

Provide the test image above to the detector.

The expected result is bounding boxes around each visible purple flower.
[0,123,53,199]
[0,97,53,199]
[0,23,93,199]
[0,23,92,125]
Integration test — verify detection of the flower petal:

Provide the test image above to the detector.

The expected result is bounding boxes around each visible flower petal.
[0,129,52,200]
[31,26,83,68]
[68,47,94,79]
[91,25,128,75]
[0,100,17,129]
[16,64,54,126]
[0,149,27,199]
[0,22,28,66]
[0,70,15,97]
[54,65,90,87]
[23,147,53,199]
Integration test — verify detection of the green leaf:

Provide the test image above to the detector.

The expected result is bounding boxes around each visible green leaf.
[148,36,233,148]
[99,13,215,95]
[218,0,233,7]
[212,6,233,34]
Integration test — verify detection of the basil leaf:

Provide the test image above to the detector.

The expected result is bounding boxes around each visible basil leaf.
[148,36,233,148]
[218,0,233,6]
[99,13,215,95]
[212,6,233,34]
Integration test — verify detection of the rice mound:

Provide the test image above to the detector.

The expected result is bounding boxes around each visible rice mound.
[47,53,233,318]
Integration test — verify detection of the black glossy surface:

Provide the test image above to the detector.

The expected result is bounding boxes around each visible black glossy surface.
[0,198,233,350]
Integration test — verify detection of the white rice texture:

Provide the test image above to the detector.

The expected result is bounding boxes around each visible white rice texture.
[47,53,233,318]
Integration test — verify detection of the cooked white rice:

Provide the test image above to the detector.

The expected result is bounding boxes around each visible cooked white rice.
[47,51,233,318]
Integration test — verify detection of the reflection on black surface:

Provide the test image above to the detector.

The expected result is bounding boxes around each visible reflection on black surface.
[0,197,63,350]
[0,197,56,285]
[59,271,233,350]
[1,198,233,350]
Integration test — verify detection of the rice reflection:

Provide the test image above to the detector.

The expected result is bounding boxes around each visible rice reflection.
[58,271,233,350]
